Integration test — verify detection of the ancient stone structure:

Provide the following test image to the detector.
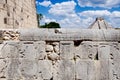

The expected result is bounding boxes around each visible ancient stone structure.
[89,17,113,29]
[0,27,119,80]
[0,1,120,78]
[0,0,37,29]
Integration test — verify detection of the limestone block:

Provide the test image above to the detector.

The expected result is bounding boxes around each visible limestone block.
[53,60,75,80]
[0,42,12,58]
[54,45,60,54]
[1,41,20,59]
[60,41,74,60]
[46,44,54,52]
[7,59,21,80]
[75,60,101,80]
[48,52,59,61]
[75,41,98,60]
[87,61,96,80]
[19,42,36,60]
[75,60,88,80]
[52,42,60,54]
[110,43,120,59]
[37,60,53,80]
[19,59,37,80]
[99,60,109,80]
[34,41,46,60]
[94,61,101,80]
[19,29,35,41]
[98,44,110,60]
[19,29,120,41]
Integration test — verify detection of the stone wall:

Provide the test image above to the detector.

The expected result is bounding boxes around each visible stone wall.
[0,29,120,80]
[0,0,37,29]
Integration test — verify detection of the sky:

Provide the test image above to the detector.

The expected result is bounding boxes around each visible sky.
[36,0,120,28]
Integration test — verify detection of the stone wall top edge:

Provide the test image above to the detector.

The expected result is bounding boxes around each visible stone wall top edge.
[0,29,119,41]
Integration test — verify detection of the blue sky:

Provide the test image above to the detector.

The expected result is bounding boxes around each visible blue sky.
[36,0,120,28]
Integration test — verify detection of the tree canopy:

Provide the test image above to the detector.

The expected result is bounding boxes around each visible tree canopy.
[40,22,61,28]
[36,13,61,28]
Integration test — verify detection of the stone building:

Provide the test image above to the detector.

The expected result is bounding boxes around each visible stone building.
[0,0,37,29]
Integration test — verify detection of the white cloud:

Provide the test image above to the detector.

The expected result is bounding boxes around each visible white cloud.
[77,0,120,8]
[111,11,120,18]
[41,16,56,25]
[59,15,82,28]
[79,10,111,17]
[38,1,52,7]
[48,1,84,28]
[49,1,76,16]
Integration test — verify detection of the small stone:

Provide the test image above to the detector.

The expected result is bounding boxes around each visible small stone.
[54,45,59,54]
[52,42,59,46]
[48,53,59,61]
[46,45,54,52]
[3,36,10,40]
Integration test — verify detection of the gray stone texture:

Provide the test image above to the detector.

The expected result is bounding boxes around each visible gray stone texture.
[19,29,120,41]
[0,29,119,80]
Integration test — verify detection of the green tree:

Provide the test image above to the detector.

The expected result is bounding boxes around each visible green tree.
[40,22,61,28]
[37,13,43,27]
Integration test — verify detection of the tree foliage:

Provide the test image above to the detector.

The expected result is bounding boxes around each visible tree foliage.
[40,22,61,28]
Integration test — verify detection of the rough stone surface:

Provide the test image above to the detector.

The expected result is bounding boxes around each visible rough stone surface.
[46,44,54,52]
[19,29,120,41]
[0,0,37,29]
[0,29,119,80]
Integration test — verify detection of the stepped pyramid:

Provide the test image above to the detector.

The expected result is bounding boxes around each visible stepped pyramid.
[88,17,113,29]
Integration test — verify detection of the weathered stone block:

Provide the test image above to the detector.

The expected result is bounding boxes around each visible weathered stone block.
[7,58,21,80]
[37,60,53,80]
[46,44,54,52]
[1,41,20,59]
[54,60,75,80]
[34,41,46,60]
[19,59,37,80]
[99,60,109,80]
[75,41,98,60]
[98,44,110,60]
[110,43,120,60]
[75,60,100,80]
[19,41,36,60]
[75,60,88,80]
[60,41,74,60]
